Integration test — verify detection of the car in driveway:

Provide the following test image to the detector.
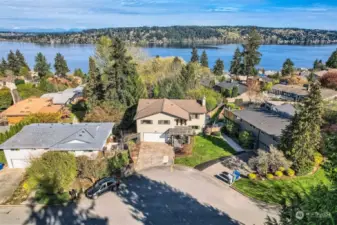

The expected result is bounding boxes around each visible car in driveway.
[85,177,120,199]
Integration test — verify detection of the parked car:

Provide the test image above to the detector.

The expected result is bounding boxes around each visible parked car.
[85,177,120,199]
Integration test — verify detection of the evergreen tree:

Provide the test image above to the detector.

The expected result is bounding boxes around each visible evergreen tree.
[242,28,262,76]
[103,37,143,106]
[326,49,337,68]
[86,57,104,108]
[7,50,20,75]
[281,58,295,76]
[232,86,239,97]
[200,50,209,67]
[313,59,319,70]
[190,47,199,63]
[230,47,243,75]
[279,82,323,175]
[213,58,224,76]
[73,68,85,79]
[15,50,30,70]
[34,52,51,79]
[54,53,69,77]
[180,63,197,90]
[0,58,7,75]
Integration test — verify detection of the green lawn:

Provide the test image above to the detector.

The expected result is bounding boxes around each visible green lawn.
[175,135,236,167]
[233,169,331,205]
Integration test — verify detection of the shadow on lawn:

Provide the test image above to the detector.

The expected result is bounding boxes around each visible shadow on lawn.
[202,135,236,154]
[118,174,242,225]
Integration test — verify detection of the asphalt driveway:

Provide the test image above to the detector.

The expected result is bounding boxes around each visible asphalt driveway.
[0,166,278,225]
[0,168,25,204]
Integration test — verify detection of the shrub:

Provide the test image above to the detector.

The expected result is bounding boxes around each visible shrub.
[248,173,257,180]
[107,151,129,174]
[275,171,283,177]
[248,146,292,175]
[278,167,285,172]
[296,163,314,176]
[14,79,25,86]
[286,168,295,177]
[27,152,77,194]
[266,174,274,180]
[0,88,12,110]
[223,120,239,137]
[238,131,253,148]
[0,150,6,164]
[314,152,324,166]
[76,156,108,183]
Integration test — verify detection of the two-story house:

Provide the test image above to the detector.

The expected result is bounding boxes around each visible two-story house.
[135,98,207,143]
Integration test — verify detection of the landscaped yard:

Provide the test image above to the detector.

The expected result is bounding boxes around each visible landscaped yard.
[175,135,236,167]
[233,168,331,205]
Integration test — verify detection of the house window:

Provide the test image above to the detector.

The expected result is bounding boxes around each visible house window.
[141,120,153,125]
[190,114,200,119]
[191,126,200,130]
[158,120,170,125]
[176,119,186,126]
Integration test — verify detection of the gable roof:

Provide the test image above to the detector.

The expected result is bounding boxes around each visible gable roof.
[41,86,84,105]
[1,98,62,117]
[135,99,206,120]
[0,123,114,151]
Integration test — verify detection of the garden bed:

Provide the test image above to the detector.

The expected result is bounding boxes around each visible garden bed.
[175,135,236,167]
[232,168,331,205]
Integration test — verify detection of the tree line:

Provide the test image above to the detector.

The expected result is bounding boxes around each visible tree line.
[0,50,77,78]
[2,25,337,45]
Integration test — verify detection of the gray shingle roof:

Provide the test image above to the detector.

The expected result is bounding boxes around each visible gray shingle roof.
[214,81,247,95]
[232,109,291,137]
[0,123,114,151]
[41,86,84,105]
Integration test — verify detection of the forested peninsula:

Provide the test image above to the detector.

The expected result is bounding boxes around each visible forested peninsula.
[1,25,337,45]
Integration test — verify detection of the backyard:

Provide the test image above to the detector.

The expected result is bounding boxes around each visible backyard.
[175,135,236,167]
[233,168,331,205]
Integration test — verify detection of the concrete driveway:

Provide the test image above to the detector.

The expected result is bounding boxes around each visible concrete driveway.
[0,168,25,204]
[135,143,174,171]
[0,166,278,225]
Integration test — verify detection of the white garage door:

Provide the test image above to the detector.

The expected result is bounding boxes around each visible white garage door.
[143,133,166,143]
[11,159,30,168]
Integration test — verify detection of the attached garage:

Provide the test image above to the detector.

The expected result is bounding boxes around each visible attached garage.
[143,133,166,143]
[11,159,30,168]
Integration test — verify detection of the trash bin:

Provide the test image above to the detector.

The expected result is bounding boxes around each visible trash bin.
[0,163,4,171]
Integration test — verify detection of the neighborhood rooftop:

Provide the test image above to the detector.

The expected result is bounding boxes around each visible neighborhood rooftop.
[1,97,62,116]
[135,98,206,120]
[232,108,291,137]
[41,86,84,105]
[0,123,114,151]
[214,81,248,95]
[272,84,337,99]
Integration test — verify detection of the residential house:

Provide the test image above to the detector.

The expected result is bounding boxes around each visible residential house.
[224,107,291,150]
[1,98,63,124]
[269,84,337,101]
[41,86,84,105]
[0,76,16,90]
[213,80,248,95]
[0,123,114,168]
[135,98,207,143]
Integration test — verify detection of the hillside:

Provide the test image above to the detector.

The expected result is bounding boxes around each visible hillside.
[1,26,337,45]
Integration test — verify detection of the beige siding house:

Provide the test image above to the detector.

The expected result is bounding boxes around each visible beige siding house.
[135,98,207,143]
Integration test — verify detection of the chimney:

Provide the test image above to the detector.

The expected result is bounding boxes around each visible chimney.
[202,96,206,107]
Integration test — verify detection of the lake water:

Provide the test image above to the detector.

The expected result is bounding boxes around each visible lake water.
[0,41,336,73]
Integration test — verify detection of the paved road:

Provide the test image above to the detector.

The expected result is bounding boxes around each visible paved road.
[0,166,278,225]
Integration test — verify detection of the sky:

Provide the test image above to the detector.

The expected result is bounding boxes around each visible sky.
[1,0,337,31]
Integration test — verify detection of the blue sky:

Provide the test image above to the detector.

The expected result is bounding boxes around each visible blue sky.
[1,0,337,31]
